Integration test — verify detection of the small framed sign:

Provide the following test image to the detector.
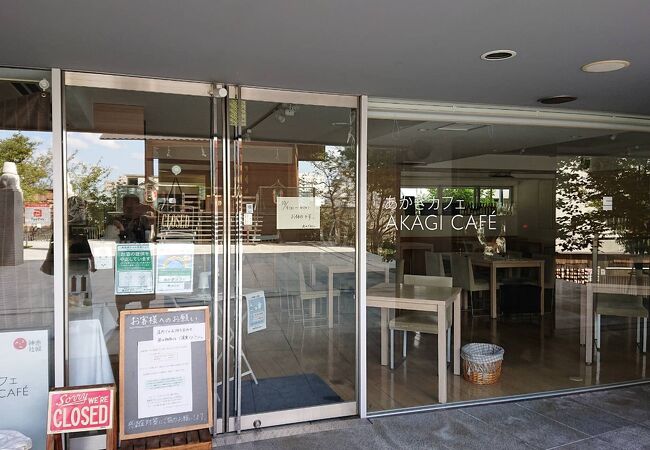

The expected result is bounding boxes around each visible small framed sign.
[46,385,117,450]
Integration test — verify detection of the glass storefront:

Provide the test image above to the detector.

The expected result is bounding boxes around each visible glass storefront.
[365,103,650,411]
[3,67,650,446]
[0,67,54,450]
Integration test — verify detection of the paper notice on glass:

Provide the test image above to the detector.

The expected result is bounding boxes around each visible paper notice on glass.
[276,197,320,229]
[153,323,205,344]
[603,196,613,211]
[92,242,114,270]
[137,340,193,419]
[246,291,267,333]
[115,244,154,295]
[155,243,194,294]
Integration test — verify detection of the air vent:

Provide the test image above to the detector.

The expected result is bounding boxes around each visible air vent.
[11,82,40,96]
[537,95,578,105]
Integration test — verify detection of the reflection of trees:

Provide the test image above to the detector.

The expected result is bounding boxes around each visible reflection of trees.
[557,156,650,254]
[67,152,113,231]
[308,147,355,245]
[0,133,50,201]
[347,146,398,259]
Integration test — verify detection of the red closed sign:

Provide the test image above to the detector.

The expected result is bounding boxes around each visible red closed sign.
[47,386,115,434]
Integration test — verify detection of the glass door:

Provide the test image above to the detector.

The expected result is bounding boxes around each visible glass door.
[62,73,227,447]
[225,87,360,430]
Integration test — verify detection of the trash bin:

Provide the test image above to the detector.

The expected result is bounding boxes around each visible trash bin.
[0,430,32,450]
[461,343,505,385]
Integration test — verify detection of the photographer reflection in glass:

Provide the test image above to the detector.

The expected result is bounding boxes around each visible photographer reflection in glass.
[118,194,156,243]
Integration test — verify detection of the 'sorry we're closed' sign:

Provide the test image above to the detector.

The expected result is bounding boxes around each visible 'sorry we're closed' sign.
[47,386,115,434]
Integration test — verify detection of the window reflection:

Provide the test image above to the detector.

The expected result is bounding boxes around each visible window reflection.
[366,120,650,411]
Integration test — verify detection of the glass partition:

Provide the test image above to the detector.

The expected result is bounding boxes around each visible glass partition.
[0,67,54,449]
[365,114,650,411]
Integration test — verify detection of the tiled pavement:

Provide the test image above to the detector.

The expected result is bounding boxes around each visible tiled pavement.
[215,384,650,449]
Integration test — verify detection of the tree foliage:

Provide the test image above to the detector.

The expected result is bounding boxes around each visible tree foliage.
[556,156,650,254]
[0,133,50,201]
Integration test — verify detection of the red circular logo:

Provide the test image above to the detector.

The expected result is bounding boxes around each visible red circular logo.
[13,338,27,350]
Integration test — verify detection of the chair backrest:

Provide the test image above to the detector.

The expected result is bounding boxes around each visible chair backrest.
[396,259,405,284]
[425,251,445,277]
[297,262,311,294]
[404,274,453,287]
[450,254,470,290]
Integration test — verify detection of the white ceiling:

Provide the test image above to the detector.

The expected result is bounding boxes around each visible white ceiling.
[2,1,650,115]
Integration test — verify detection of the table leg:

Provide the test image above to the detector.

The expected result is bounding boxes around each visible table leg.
[328,270,334,328]
[438,307,447,403]
[491,264,497,319]
[380,308,388,366]
[539,261,544,316]
[586,284,594,365]
[580,285,586,345]
[453,293,461,376]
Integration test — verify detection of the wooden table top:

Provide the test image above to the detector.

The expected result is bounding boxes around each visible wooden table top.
[366,283,461,311]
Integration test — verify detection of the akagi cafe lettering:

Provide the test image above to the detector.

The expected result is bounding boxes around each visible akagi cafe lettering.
[388,214,498,231]
[384,196,499,232]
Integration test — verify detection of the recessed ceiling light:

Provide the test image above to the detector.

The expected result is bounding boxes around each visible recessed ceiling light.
[581,59,630,73]
[418,128,429,132]
[480,49,517,61]
[537,95,578,105]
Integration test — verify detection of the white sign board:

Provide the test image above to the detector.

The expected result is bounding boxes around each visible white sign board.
[603,196,613,211]
[24,204,51,227]
[91,241,115,270]
[276,197,320,229]
[0,329,49,450]
[137,340,193,419]
[155,243,194,294]
[246,291,267,333]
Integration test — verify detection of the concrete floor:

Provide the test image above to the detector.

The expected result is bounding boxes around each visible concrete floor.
[215,384,650,449]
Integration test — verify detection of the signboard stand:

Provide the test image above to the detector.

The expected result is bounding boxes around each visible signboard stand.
[119,307,212,441]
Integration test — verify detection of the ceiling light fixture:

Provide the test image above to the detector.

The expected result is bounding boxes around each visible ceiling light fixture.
[436,124,485,132]
[581,59,630,73]
[418,128,429,132]
[537,95,577,105]
[480,49,517,61]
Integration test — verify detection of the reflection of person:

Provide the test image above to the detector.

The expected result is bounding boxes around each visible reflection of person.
[68,197,96,306]
[118,194,156,243]
[41,197,97,279]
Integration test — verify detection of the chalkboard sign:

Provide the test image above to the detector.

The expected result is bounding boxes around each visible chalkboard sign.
[119,307,212,440]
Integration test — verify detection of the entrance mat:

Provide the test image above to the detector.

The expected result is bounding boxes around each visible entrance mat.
[218,373,343,416]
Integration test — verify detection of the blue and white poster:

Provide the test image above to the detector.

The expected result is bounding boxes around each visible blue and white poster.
[0,329,49,450]
[245,291,267,333]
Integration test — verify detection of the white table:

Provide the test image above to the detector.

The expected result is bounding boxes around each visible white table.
[312,260,390,328]
[367,283,461,403]
[472,257,545,319]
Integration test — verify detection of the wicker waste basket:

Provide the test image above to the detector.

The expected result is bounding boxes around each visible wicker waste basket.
[461,343,504,385]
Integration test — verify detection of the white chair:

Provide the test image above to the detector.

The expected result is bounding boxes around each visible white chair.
[451,254,490,315]
[425,251,445,277]
[389,275,454,369]
[286,262,341,327]
[595,293,648,352]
